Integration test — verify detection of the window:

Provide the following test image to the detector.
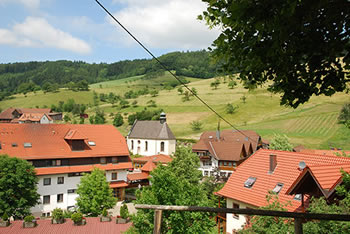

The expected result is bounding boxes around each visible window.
[100,157,107,164]
[233,162,237,167]
[220,172,226,177]
[68,172,83,177]
[210,171,214,177]
[228,162,232,166]
[112,157,118,164]
[43,195,50,204]
[43,178,51,186]
[244,177,257,188]
[272,183,284,194]
[23,142,32,148]
[88,141,96,146]
[112,172,118,180]
[224,161,227,166]
[203,161,212,166]
[131,140,134,150]
[204,171,209,176]
[67,189,76,194]
[71,140,85,151]
[233,203,239,218]
[11,143,18,147]
[294,194,302,201]
[57,177,64,184]
[52,160,61,166]
[57,194,63,203]
[145,141,148,151]
[160,142,165,152]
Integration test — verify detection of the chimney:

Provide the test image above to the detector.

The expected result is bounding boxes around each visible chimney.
[160,112,166,124]
[269,154,277,173]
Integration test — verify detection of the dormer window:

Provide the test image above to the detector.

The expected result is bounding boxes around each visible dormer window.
[272,183,284,194]
[244,177,256,188]
[71,140,85,151]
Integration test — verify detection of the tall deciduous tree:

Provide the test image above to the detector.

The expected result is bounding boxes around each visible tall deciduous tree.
[76,168,116,216]
[132,147,215,233]
[0,155,40,219]
[200,0,350,108]
[113,113,124,127]
[269,134,293,151]
[338,103,350,129]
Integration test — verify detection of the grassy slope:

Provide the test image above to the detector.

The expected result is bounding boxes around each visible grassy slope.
[1,74,349,150]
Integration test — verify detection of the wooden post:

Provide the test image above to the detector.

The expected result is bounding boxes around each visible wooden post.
[294,218,303,234]
[153,209,162,234]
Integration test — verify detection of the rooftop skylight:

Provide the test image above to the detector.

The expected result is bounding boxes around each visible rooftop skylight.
[244,177,257,188]
[24,142,32,148]
[272,183,284,194]
[11,143,18,147]
[88,141,96,146]
[294,194,302,201]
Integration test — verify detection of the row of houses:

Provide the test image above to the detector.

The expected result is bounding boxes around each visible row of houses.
[0,108,62,124]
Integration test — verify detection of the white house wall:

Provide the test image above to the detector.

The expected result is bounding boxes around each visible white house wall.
[31,169,128,216]
[127,138,175,156]
[226,198,256,233]
[40,115,53,124]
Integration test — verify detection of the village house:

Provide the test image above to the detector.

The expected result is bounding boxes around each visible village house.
[126,112,176,156]
[0,123,132,217]
[216,149,350,233]
[192,130,261,179]
[0,108,62,123]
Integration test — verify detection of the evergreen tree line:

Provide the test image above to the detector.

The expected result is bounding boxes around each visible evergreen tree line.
[0,50,225,100]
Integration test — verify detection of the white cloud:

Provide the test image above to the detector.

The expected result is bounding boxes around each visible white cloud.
[0,17,91,54]
[0,0,40,9]
[109,0,220,49]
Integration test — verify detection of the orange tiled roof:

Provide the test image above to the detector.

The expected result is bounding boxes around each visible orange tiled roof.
[18,113,53,122]
[127,172,150,181]
[141,161,157,172]
[133,154,173,164]
[217,149,350,211]
[109,181,129,188]
[0,123,129,160]
[0,108,52,120]
[35,162,133,175]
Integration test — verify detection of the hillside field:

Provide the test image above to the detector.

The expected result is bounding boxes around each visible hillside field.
[1,73,349,150]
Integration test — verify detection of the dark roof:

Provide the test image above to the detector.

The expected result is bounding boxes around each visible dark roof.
[0,108,52,120]
[0,217,131,234]
[128,120,175,140]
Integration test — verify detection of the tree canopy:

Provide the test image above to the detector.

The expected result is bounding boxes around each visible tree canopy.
[76,168,116,216]
[132,147,215,233]
[0,155,40,219]
[269,134,293,151]
[201,0,350,108]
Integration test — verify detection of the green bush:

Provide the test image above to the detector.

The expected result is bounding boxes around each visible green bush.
[2,213,9,221]
[63,210,73,218]
[24,215,35,222]
[102,208,108,217]
[120,204,129,219]
[52,208,64,220]
[71,212,83,223]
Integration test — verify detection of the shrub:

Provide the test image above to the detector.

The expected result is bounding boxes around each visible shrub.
[120,204,129,219]
[2,213,9,221]
[190,120,203,131]
[63,210,73,218]
[24,215,35,222]
[52,208,64,220]
[102,208,108,217]
[71,212,83,223]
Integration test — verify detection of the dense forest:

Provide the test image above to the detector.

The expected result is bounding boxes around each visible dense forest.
[0,50,224,100]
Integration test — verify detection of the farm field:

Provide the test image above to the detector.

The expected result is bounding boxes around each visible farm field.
[1,73,349,150]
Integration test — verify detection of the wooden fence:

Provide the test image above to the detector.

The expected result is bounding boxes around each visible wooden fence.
[135,204,350,234]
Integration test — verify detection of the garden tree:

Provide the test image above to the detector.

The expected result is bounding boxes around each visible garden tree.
[63,98,75,112]
[127,108,163,125]
[147,100,157,108]
[94,109,106,124]
[190,120,203,131]
[200,0,350,108]
[177,86,183,95]
[119,99,129,109]
[108,92,116,104]
[63,114,71,123]
[210,79,220,90]
[99,93,107,102]
[113,113,124,127]
[269,134,293,151]
[76,80,89,91]
[132,100,138,107]
[241,95,247,104]
[132,147,215,233]
[76,168,116,216]
[191,87,198,96]
[150,89,159,97]
[228,80,237,89]
[0,155,40,219]
[93,91,99,106]
[226,103,237,114]
[67,81,76,91]
[338,103,350,129]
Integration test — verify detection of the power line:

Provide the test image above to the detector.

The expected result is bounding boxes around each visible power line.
[94,0,259,144]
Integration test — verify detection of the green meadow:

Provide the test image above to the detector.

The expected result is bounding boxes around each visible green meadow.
[1,73,349,150]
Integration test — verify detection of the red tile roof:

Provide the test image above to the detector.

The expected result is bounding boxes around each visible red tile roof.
[109,181,129,188]
[64,129,88,140]
[141,161,157,172]
[133,154,173,164]
[0,123,129,160]
[127,172,150,181]
[0,108,52,120]
[35,163,133,175]
[18,113,53,122]
[217,149,350,211]
[0,217,131,234]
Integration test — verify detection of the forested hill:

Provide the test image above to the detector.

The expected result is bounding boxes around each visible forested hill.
[0,50,223,99]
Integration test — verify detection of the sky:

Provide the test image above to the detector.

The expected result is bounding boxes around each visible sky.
[0,0,220,64]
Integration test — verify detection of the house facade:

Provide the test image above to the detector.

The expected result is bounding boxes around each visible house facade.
[216,149,350,233]
[18,113,53,124]
[127,113,176,156]
[0,123,132,217]
[192,130,260,179]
